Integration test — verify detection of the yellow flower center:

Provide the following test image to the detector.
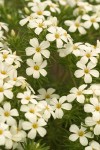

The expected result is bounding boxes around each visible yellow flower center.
[75,22,80,27]
[55,33,60,39]
[32,123,38,129]
[4,111,10,117]
[64,32,67,37]
[77,91,82,95]
[38,23,44,28]
[91,18,96,23]
[78,130,84,136]
[86,53,91,58]
[3,54,8,59]
[73,45,78,50]
[37,11,43,15]
[36,47,41,52]
[34,65,39,70]
[0,87,4,92]
[0,129,3,135]
[97,120,100,124]
[45,94,50,99]
[1,71,6,75]
[56,103,61,109]
[25,96,30,100]
[95,106,100,111]
[13,78,17,81]
[45,106,49,110]
[84,68,89,74]
[29,109,34,113]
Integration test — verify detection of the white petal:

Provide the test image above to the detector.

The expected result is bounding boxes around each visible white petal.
[10,109,19,116]
[41,50,50,58]
[0,136,5,145]
[30,38,39,47]
[26,67,33,76]
[46,34,55,41]
[69,124,79,133]
[93,22,99,30]
[74,70,84,78]
[66,94,76,102]
[90,70,99,77]
[94,124,100,135]
[28,129,36,139]
[22,121,32,130]
[84,74,92,83]
[40,41,50,49]
[56,39,63,48]
[69,25,77,32]
[77,95,85,103]
[84,21,92,29]
[37,127,46,137]
[69,134,78,141]
[62,103,72,110]
[4,102,11,111]
[80,137,88,146]
[4,90,13,99]
[26,47,35,56]
[78,27,86,35]
[33,71,40,79]
[84,104,94,113]
[55,109,63,118]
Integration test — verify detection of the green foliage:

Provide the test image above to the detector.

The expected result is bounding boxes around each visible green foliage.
[22,140,50,150]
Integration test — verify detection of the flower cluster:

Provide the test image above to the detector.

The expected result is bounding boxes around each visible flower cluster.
[20,0,73,79]
[0,0,100,149]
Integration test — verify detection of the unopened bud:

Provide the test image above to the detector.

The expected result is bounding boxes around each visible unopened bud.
[7,14,12,20]
[11,30,16,37]
[24,7,30,14]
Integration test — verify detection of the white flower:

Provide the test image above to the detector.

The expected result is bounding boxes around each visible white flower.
[0,50,16,65]
[58,0,67,5]
[0,102,19,125]
[37,88,59,103]
[5,120,26,149]
[69,124,93,146]
[26,59,47,79]
[66,84,92,103]
[85,141,100,150]
[46,26,72,48]
[9,70,26,87]
[0,123,12,146]
[28,18,50,35]
[82,14,100,30]
[46,1,60,13]
[0,62,14,79]
[38,101,55,121]
[22,116,47,139]
[19,13,37,26]
[65,16,86,35]
[0,79,13,102]
[20,103,41,119]
[73,2,92,16]
[74,61,99,83]
[31,3,51,17]
[51,96,72,119]
[17,90,37,105]
[26,38,50,61]
[84,97,100,121]
[89,84,100,96]
[58,42,83,57]
[85,117,100,135]
[80,43,99,64]
[10,120,26,141]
